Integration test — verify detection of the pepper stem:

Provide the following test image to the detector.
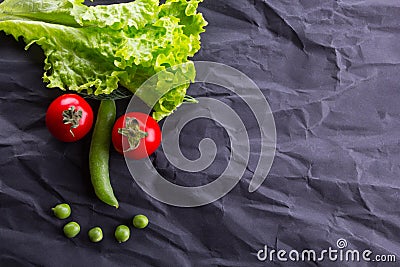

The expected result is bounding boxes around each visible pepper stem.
[118,117,148,152]
[62,106,83,137]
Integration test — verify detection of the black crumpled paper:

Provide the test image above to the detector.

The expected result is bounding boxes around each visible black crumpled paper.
[1,0,400,266]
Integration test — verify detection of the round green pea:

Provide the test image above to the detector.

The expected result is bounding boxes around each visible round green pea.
[114,225,130,243]
[133,214,149,229]
[63,222,80,238]
[52,203,71,219]
[88,227,103,242]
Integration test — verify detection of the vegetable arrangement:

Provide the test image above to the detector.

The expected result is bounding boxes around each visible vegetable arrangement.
[0,0,207,207]
[52,203,147,243]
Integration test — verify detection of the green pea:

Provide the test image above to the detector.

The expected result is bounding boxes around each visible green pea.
[63,222,80,238]
[133,214,149,229]
[114,225,130,243]
[52,203,71,219]
[88,227,103,242]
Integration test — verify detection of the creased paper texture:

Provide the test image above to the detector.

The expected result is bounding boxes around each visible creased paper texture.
[0,0,399,266]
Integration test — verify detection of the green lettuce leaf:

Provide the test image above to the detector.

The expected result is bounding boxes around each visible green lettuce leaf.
[0,0,207,120]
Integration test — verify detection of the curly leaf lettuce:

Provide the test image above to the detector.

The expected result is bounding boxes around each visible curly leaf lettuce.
[0,0,207,120]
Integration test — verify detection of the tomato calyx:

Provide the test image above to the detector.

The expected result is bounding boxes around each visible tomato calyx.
[62,106,83,137]
[118,117,148,152]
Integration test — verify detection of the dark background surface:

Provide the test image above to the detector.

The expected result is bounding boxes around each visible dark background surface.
[1,0,400,266]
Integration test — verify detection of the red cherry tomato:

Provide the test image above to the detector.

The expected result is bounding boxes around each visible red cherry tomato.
[46,94,94,142]
[112,112,161,159]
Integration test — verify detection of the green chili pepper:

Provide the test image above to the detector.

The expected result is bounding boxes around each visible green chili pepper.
[89,100,118,208]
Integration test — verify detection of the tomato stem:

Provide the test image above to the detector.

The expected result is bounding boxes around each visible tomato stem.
[62,106,82,137]
[118,117,148,152]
